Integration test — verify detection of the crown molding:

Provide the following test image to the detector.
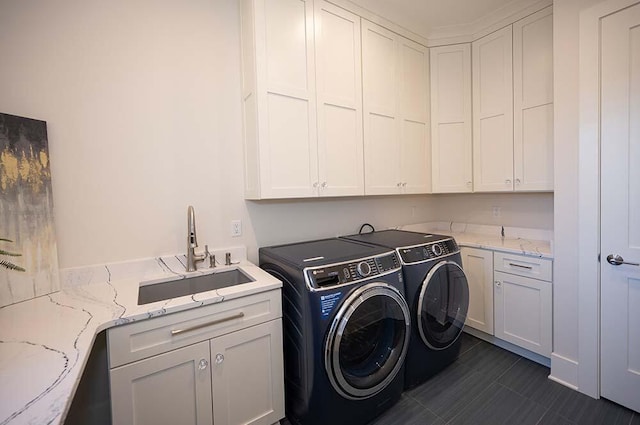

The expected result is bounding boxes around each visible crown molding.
[326,0,430,46]
[427,0,553,46]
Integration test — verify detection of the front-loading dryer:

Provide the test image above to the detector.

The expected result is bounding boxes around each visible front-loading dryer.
[259,238,410,425]
[341,230,469,389]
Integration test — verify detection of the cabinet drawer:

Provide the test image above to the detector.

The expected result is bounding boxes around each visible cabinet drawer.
[493,252,552,282]
[108,289,282,368]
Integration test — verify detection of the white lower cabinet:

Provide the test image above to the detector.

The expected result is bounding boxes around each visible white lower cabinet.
[211,320,284,425]
[461,247,494,334]
[108,290,284,425]
[110,341,214,425]
[493,251,552,357]
[461,248,553,358]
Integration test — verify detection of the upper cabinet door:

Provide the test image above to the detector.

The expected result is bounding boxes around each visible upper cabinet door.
[399,37,431,194]
[430,44,473,193]
[472,26,514,192]
[241,0,318,199]
[315,0,364,197]
[362,20,402,195]
[513,7,554,191]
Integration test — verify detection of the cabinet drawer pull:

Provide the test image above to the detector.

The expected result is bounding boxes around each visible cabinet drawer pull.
[171,312,245,336]
[508,262,533,270]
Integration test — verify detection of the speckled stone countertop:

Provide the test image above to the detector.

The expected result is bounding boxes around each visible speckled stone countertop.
[0,246,282,425]
[398,222,553,259]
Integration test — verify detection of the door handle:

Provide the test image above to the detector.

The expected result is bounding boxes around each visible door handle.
[606,254,639,266]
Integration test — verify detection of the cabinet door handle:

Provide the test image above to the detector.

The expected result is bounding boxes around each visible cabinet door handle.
[505,179,512,185]
[508,262,533,270]
[198,358,209,370]
[215,353,225,364]
[171,312,245,336]
[495,281,502,287]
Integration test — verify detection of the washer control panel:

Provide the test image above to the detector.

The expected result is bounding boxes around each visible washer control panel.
[306,252,400,288]
[398,238,459,264]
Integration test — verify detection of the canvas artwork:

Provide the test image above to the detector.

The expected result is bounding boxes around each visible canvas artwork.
[0,113,60,307]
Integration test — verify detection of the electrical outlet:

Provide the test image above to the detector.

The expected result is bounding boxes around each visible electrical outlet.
[231,220,242,237]
[492,206,501,218]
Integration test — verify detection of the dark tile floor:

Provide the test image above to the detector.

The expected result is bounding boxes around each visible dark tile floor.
[369,333,640,425]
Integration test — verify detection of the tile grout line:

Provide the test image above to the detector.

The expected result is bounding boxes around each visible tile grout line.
[441,372,504,425]
[404,391,448,424]
[492,356,522,382]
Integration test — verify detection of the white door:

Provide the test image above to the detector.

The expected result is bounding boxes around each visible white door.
[314,0,364,197]
[600,1,640,413]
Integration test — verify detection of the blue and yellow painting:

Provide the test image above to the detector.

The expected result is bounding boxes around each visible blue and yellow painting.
[0,113,60,307]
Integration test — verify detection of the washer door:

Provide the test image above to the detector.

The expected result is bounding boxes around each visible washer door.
[325,282,411,400]
[417,261,469,350]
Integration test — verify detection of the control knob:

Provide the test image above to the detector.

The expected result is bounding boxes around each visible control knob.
[356,261,372,277]
[431,244,443,257]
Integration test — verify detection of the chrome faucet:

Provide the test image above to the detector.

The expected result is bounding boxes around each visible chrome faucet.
[186,206,206,272]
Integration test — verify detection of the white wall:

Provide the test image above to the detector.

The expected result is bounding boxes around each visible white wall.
[431,193,553,230]
[0,0,554,272]
[0,0,437,267]
[551,0,602,392]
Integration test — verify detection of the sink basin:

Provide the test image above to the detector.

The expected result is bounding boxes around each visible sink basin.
[138,268,255,305]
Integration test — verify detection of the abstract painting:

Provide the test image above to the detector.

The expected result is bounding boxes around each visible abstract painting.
[0,113,60,307]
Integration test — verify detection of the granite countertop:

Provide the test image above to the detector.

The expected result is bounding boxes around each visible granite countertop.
[0,247,282,425]
[399,222,553,259]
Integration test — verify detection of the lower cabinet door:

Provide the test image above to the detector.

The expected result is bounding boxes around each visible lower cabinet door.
[494,271,552,356]
[210,319,284,425]
[461,247,494,334]
[110,341,213,425]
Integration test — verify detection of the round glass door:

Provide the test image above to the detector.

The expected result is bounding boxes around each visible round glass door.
[417,261,469,350]
[325,282,410,400]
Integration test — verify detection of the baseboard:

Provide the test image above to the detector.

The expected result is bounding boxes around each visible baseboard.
[549,352,579,390]
[462,327,551,367]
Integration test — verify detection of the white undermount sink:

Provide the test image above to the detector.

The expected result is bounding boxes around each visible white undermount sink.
[137,267,255,305]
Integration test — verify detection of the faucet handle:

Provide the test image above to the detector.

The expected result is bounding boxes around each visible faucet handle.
[204,245,217,268]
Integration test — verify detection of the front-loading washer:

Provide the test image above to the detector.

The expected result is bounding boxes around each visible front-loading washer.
[341,230,469,389]
[259,238,411,425]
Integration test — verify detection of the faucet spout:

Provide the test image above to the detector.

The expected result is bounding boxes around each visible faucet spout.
[186,205,205,272]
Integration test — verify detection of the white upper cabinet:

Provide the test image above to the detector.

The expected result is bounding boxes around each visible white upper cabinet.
[362,21,401,195]
[241,0,317,199]
[362,20,430,195]
[241,0,366,199]
[513,7,554,191]
[430,44,473,193]
[472,26,514,192]
[399,37,431,194]
[314,0,364,197]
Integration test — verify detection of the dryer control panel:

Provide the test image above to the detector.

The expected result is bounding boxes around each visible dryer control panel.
[306,252,400,289]
[398,238,459,264]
